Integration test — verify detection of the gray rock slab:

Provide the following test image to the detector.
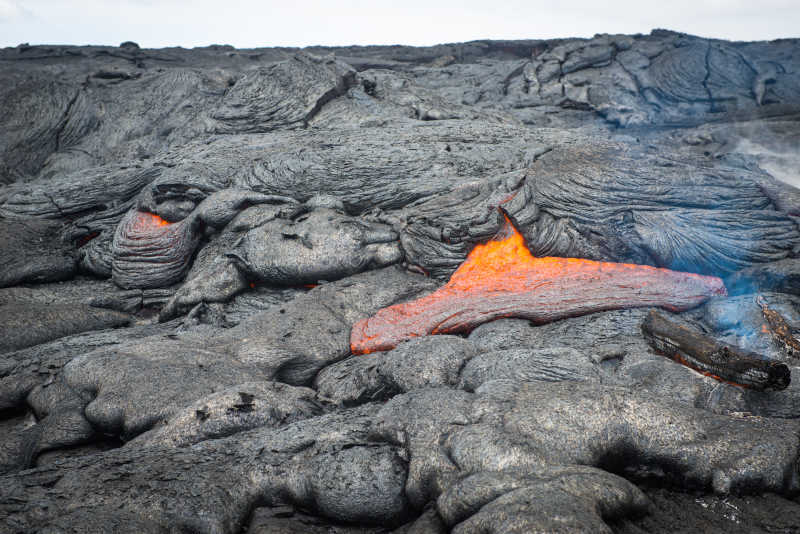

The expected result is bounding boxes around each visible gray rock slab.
[246,506,386,534]
[375,382,800,507]
[62,338,270,439]
[130,381,322,448]
[458,346,602,391]
[229,208,401,286]
[315,335,476,405]
[0,319,177,412]
[215,266,437,385]
[438,468,649,533]
[0,303,131,354]
[0,218,77,287]
[611,488,800,534]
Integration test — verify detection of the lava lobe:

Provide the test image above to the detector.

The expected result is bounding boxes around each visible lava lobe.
[111,210,200,289]
[351,212,727,354]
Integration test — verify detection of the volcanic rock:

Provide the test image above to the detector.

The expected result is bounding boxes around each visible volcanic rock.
[130,381,323,448]
[315,335,477,404]
[0,303,131,353]
[0,218,77,287]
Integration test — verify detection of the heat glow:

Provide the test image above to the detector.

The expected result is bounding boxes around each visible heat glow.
[351,211,727,354]
[144,213,171,227]
[448,213,716,293]
[129,211,172,232]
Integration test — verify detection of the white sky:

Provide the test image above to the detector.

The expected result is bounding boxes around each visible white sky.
[1,0,798,49]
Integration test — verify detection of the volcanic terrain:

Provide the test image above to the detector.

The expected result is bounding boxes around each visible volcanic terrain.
[3,31,800,533]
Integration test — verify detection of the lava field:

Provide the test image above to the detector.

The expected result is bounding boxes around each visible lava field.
[2,31,800,533]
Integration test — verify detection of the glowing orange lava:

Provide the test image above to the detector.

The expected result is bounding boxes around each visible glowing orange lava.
[449,213,535,285]
[448,213,716,294]
[351,211,727,354]
[145,213,171,227]
[128,211,172,233]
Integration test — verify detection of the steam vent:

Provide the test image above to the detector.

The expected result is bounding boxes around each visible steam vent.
[5,31,800,533]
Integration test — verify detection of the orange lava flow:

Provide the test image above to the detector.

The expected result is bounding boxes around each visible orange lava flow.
[351,212,727,354]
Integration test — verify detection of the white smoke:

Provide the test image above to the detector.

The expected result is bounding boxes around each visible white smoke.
[727,118,800,190]
[735,138,800,189]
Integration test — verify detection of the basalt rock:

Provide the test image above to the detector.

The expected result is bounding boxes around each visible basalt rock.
[158,256,249,321]
[214,266,438,385]
[0,317,177,414]
[10,266,437,466]
[315,335,477,405]
[0,413,34,475]
[0,278,172,314]
[227,206,402,286]
[111,209,201,289]
[246,506,388,534]
[130,381,323,448]
[466,309,800,420]
[211,53,356,133]
[111,189,295,289]
[0,406,412,533]
[0,218,77,287]
[398,141,800,280]
[438,468,649,533]
[526,146,800,275]
[61,338,272,440]
[4,381,799,533]
[142,119,541,215]
[0,303,131,353]
[612,488,800,534]
[374,382,800,500]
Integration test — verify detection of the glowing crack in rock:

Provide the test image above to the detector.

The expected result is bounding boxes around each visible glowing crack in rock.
[351,212,727,354]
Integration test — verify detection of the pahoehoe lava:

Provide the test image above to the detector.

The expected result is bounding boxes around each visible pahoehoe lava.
[3,30,800,533]
[351,212,727,354]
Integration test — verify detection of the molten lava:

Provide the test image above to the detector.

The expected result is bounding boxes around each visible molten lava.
[124,211,172,235]
[141,212,171,228]
[351,212,727,354]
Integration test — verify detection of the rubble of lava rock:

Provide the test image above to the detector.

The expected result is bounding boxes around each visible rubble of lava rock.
[3,30,800,533]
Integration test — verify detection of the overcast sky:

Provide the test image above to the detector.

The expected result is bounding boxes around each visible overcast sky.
[1,0,798,49]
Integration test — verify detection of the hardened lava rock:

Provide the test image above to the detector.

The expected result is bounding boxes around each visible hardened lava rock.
[0,218,78,287]
[3,381,799,533]
[0,303,131,353]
